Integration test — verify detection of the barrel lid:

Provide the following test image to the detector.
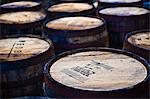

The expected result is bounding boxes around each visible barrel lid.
[49,49,147,91]
[0,1,40,8]
[46,16,104,30]
[93,2,98,8]
[0,11,46,24]
[128,31,150,50]
[99,7,149,16]
[48,3,93,13]
[99,0,141,3]
[0,36,50,62]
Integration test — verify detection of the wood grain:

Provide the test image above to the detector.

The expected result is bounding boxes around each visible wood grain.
[0,37,50,61]
[128,32,150,49]
[0,11,46,24]
[50,51,147,91]
[48,3,93,13]
[46,17,103,30]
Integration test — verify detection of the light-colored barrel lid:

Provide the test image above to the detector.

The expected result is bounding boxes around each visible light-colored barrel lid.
[0,11,46,24]
[50,51,147,91]
[99,0,141,3]
[93,2,98,8]
[0,1,40,8]
[0,37,50,61]
[46,17,103,30]
[48,3,93,13]
[99,7,149,16]
[128,32,150,49]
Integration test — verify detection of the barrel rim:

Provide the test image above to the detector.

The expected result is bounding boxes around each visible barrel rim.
[123,29,150,51]
[44,15,106,33]
[98,0,142,4]
[44,47,149,93]
[56,0,93,3]
[0,34,54,71]
[0,1,42,14]
[0,34,53,61]
[0,1,41,8]
[47,2,95,14]
[0,11,46,25]
[46,3,96,20]
[98,6,150,17]
[0,0,43,5]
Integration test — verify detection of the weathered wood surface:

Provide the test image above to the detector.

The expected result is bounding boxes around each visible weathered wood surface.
[46,17,103,30]
[128,32,150,49]
[0,37,50,61]
[99,7,149,16]
[0,1,40,8]
[48,3,93,13]
[0,11,46,24]
[99,0,141,3]
[50,51,147,91]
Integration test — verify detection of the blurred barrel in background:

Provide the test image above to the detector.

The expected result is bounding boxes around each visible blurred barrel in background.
[143,0,150,9]
[123,30,150,64]
[47,3,96,19]
[46,0,93,10]
[97,0,143,10]
[1,0,44,5]
[0,11,46,37]
[0,1,42,14]
[98,7,149,48]
[0,35,55,98]
[0,0,47,12]
[44,16,109,54]
[44,47,149,98]
[51,0,93,4]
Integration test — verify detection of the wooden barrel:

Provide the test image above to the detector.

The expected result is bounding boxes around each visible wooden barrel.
[0,35,55,98]
[50,0,93,5]
[0,11,46,37]
[97,0,143,10]
[93,1,98,8]
[123,30,150,64]
[98,7,150,48]
[0,0,48,12]
[143,1,150,9]
[0,1,42,14]
[47,3,96,19]
[44,16,109,54]
[43,47,149,98]
[1,0,44,4]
